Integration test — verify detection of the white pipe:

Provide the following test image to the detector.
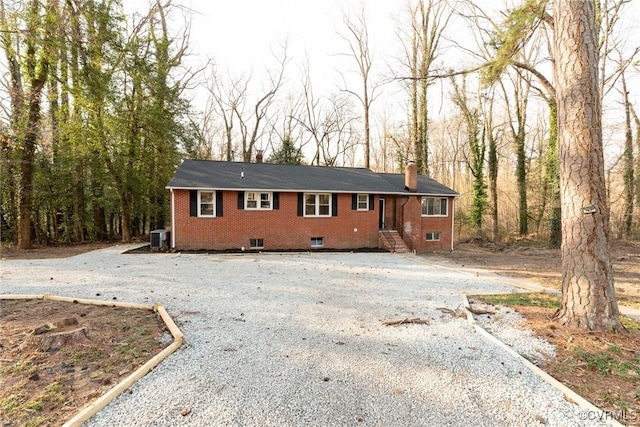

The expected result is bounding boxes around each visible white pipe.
[170,189,175,249]
[450,198,455,251]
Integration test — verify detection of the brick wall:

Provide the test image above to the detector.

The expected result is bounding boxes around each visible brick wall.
[172,190,380,251]
[414,197,455,252]
[171,190,455,252]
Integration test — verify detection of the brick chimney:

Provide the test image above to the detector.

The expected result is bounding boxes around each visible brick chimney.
[405,160,417,192]
[255,150,264,163]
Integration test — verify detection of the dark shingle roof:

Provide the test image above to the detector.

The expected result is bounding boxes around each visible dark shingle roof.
[167,160,458,196]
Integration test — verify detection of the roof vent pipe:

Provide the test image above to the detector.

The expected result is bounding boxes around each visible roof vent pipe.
[405,160,417,192]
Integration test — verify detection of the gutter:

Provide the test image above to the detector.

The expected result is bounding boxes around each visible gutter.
[166,186,458,198]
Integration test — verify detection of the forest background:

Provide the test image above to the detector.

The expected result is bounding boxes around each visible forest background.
[1,0,639,249]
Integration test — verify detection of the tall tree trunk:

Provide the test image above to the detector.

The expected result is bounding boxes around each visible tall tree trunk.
[487,123,499,242]
[621,73,634,237]
[552,0,621,331]
[547,101,561,248]
[19,10,50,248]
[633,107,640,233]
[514,96,528,236]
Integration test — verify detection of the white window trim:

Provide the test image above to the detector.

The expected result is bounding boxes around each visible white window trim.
[311,237,324,247]
[426,232,441,241]
[421,197,448,217]
[245,191,273,210]
[304,193,331,217]
[198,190,216,217]
[357,193,369,211]
[250,238,264,249]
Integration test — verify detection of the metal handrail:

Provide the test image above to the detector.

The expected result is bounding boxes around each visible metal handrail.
[380,230,396,252]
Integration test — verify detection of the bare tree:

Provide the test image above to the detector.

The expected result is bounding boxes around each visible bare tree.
[265,92,307,163]
[396,0,451,175]
[206,65,246,161]
[236,46,288,162]
[373,104,408,172]
[297,62,358,166]
[552,0,622,331]
[337,4,382,168]
[205,45,287,162]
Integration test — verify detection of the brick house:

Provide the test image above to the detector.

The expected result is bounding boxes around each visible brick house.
[166,159,458,252]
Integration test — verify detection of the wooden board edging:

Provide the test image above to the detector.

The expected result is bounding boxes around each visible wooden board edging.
[460,292,623,427]
[0,294,184,427]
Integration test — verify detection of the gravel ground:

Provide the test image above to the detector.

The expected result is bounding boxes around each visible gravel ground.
[0,245,611,426]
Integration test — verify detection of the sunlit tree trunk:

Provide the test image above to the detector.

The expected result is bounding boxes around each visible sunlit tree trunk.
[552,0,621,331]
[339,5,378,169]
[400,0,450,176]
[621,73,634,237]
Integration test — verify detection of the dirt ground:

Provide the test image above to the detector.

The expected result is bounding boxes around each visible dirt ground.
[1,240,639,425]
[0,298,170,426]
[437,240,640,421]
[469,294,640,421]
[430,239,640,309]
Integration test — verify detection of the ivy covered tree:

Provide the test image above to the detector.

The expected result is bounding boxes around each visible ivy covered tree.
[0,0,191,245]
[450,76,486,235]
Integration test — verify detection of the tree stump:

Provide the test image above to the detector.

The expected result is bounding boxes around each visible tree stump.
[29,326,91,352]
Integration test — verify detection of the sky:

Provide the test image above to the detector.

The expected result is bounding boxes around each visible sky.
[127,0,469,105]
[181,0,410,78]
[125,0,640,164]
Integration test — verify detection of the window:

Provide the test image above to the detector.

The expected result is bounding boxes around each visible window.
[305,193,331,217]
[421,197,448,216]
[250,238,264,249]
[311,237,324,247]
[199,191,215,217]
[426,232,441,241]
[246,192,272,210]
[357,194,369,211]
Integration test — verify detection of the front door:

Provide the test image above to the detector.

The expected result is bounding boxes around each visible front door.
[378,197,386,229]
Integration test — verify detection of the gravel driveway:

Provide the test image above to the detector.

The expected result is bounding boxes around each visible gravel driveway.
[1,245,610,426]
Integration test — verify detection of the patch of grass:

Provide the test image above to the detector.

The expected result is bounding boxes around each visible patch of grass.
[573,349,615,375]
[23,416,57,427]
[72,346,106,363]
[1,391,27,416]
[599,390,634,410]
[474,292,560,309]
[5,357,37,376]
[116,341,150,359]
[0,380,66,421]
[572,348,640,380]
[622,315,640,332]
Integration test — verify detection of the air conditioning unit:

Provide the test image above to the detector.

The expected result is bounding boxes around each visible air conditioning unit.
[150,229,169,251]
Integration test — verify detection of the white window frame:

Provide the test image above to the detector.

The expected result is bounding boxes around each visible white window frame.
[426,232,441,241]
[304,193,331,217]
[310,237,324,247]
[198,191,216,217]
[421,197,448,217]
[246,191,272,210]
[357,194,369,211]
[250,238,264,249]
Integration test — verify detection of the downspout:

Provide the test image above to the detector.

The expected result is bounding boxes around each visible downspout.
[170,189,175,249]
[450,197,455,251]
